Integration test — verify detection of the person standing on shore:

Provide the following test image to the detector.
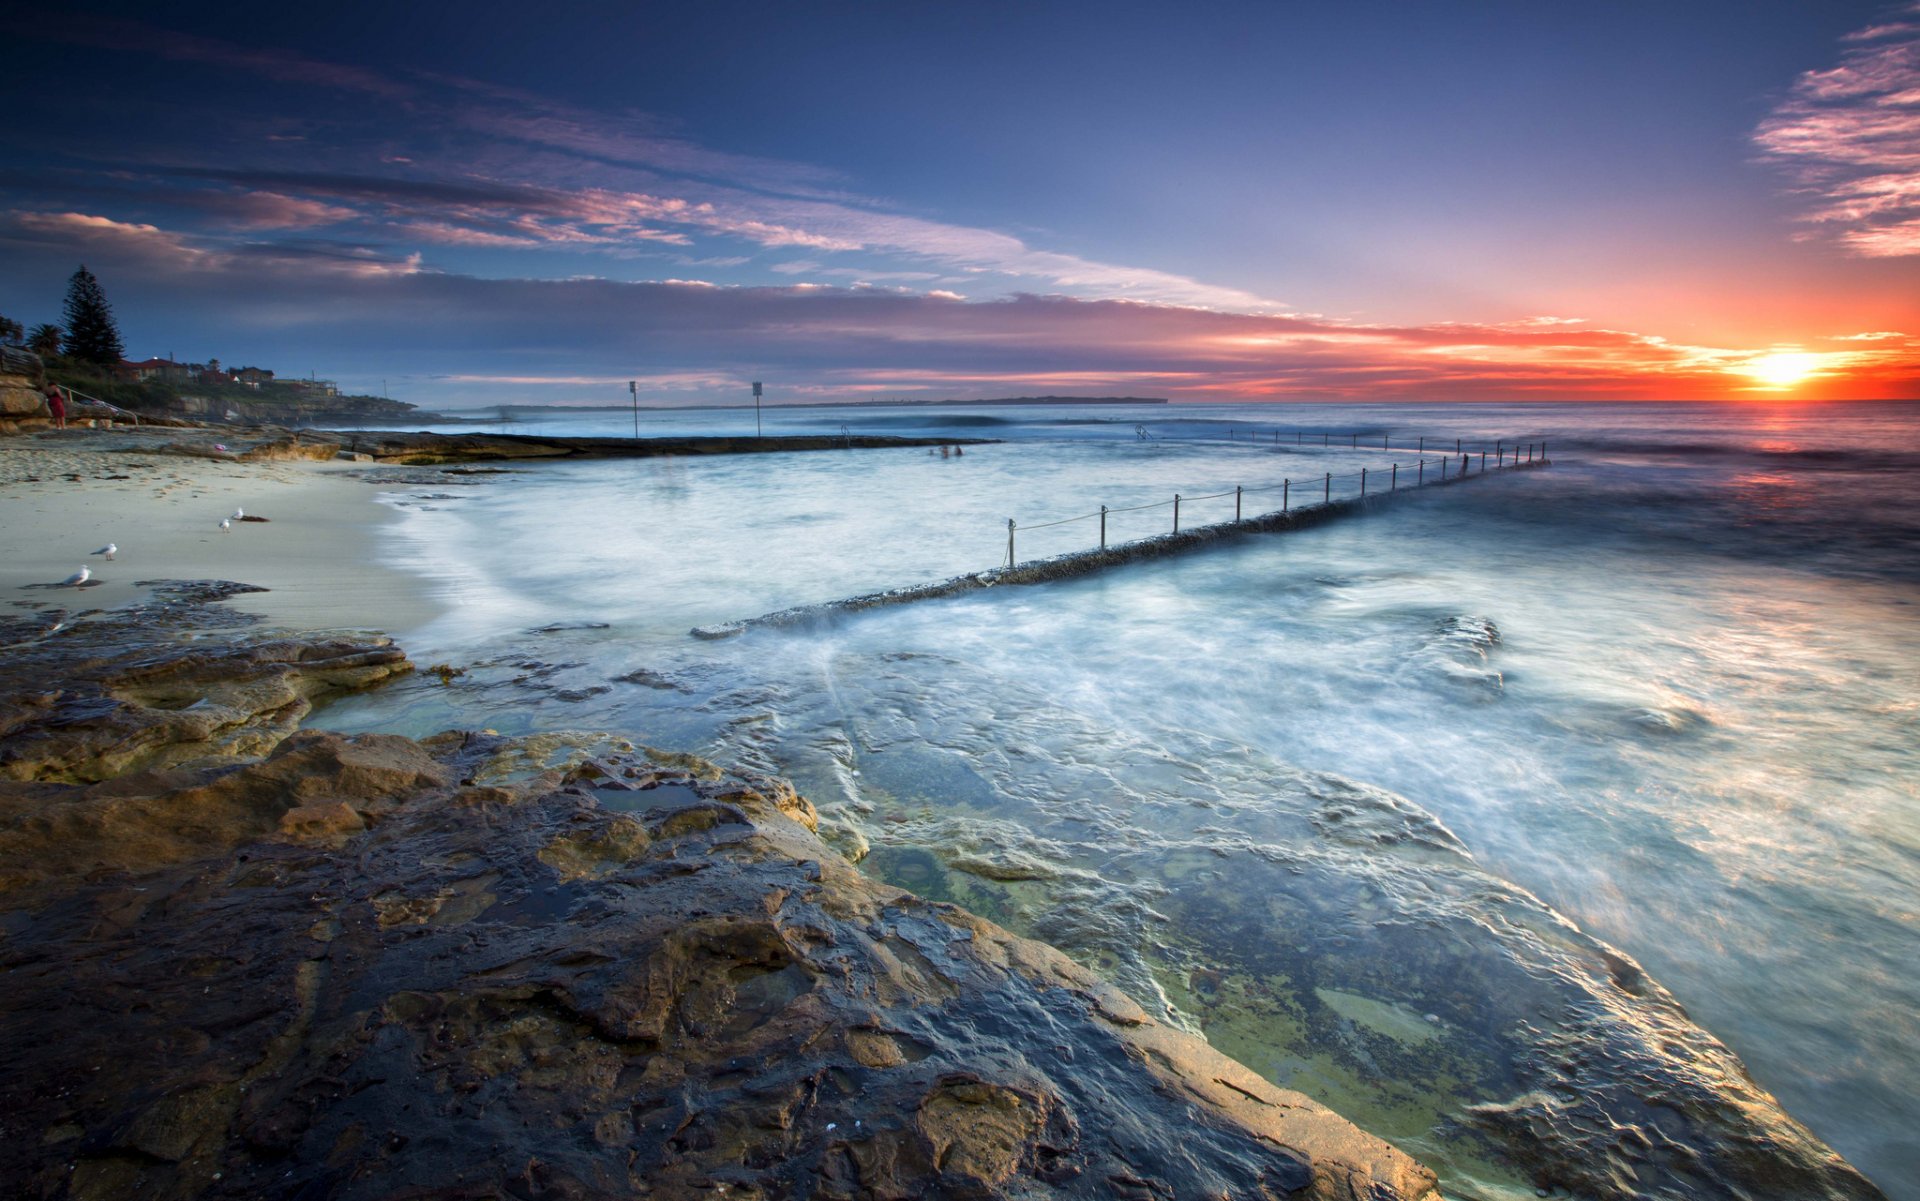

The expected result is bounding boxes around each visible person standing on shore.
[44,384,66,429]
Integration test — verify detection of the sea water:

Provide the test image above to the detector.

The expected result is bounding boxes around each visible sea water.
[314,400,1920,1197]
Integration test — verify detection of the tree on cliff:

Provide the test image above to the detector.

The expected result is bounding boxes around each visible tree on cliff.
[0,315,20,345]
[60,265,125,366]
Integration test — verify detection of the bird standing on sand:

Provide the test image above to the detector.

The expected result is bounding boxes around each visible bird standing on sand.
[220,518,231,532]
[60,566,90,587]
[91,543,116,560]
[231,507,244,520]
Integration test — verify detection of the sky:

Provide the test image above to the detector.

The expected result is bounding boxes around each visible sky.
[1,0,1916,408]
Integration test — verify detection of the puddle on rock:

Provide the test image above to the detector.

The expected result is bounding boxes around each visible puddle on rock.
[592,782,706,814]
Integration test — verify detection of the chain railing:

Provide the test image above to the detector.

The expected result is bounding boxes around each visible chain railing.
[51,384,142,426]
[708,437,1553,639]
[1003,441,1548,568]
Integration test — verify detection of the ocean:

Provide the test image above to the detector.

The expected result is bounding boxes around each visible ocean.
[313,400,1920,1199]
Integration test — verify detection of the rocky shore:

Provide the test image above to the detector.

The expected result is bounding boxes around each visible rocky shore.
[0,584,1438,1200]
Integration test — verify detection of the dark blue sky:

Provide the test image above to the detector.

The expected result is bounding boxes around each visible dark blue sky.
[2,1,1914,404]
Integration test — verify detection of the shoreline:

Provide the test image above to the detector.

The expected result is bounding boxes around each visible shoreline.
[0,427,440,636]
[0,426,1896,1200]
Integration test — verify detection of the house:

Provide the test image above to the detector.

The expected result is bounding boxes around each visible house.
[121,357,196,383]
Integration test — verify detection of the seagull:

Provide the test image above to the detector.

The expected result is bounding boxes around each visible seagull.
[61,566,90,587]
[231,507,245,520]
[91,542,117,560]
[220,517,232,532]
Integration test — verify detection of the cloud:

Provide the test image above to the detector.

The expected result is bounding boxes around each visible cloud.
[212,191,358,230]
[10,206,1911,401]
[25,16,1289,309]
[10,211,211,268]
[3,210,421,279]
[1754,9,1920,255]
[1839,217,1920,255]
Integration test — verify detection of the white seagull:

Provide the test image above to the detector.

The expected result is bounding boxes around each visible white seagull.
[220,517,232,532]
[61,566,90,587]
[91,542,117,560]
[231,507,245,520]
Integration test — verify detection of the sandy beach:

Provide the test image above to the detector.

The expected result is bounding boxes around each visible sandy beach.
[0,426,437,636]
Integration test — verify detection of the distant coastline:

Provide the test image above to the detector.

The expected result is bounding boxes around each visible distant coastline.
[446,395,1170,417]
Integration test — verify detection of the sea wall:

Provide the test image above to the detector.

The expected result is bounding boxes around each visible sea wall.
[698,459,1551,638]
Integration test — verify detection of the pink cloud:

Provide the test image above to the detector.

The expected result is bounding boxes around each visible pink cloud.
[1754,13,1920,256]
[1839,218,1920,255]
[397,221,544,249]
[219,191,358,230]
[5,210,421,279]
[10,211,210,268]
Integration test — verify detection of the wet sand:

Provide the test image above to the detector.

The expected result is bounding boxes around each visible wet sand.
[0,427,437,634]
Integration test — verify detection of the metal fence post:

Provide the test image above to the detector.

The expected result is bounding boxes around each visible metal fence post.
[1236,485,1242,521]
[1283,478,1290,511]
[1361,468,1368,497]
[1418,459,1424,485]
[1383,434,1389,451]
[1100,505,1107,549]
[1351,433,1357,449]
[1456,438,1462,453]
[1391,463,1397,491]
[1324,472,1330,503]
[1006,518,1015,567]
[1418,435,1424,453]
[1173,494,1181,533]
[1480,451,1486,471]
[1441,456,1448,480]
[1496,440,1503,465]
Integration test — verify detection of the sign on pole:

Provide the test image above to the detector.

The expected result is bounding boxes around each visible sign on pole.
[629,380,638,440]
[752,381,763,437]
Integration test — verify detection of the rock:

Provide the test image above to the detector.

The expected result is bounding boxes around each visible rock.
[0,370,51,434]
[0,580,412,784]
[237,436,342,462]
[0,371,48,417]
[0,731,1440,1201]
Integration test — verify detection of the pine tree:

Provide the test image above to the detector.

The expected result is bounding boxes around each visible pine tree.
[61,265,126,366]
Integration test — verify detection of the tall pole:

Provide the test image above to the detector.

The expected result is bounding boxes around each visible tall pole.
[629,380,639,440]
[753,381,763,438]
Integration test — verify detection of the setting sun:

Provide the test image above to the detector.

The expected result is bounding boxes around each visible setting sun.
[1743,351,1821,389]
